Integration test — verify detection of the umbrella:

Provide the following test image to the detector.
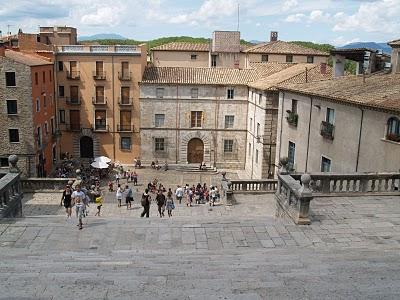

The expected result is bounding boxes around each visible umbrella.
[94,156,111,163]
[91,161,109,169]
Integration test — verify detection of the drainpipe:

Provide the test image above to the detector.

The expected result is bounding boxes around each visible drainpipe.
[176,85,179,164]
[278,91,285,166]
[251,91,256,179]
[355,108,364,172]
[305,96,313,173]
[214,85,219,167]
[112,55,116,161]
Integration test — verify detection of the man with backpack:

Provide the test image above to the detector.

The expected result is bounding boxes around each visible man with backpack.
[141,189,151,218]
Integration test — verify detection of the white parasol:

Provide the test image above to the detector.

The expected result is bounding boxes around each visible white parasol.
[94,156,112,163]
[91,161,109,169]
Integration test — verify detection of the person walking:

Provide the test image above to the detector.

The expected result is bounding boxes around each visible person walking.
[61,185,73,219]
[141,189,151,218]
[166,189,174,217]
[115,173,120,184]
[175,185,183,204]
[71,185,86,229]
[156,190,166,218]
[94,194,103,216]
[210,186,218,206]
[116,184,123,207]
[133,171,138,186]
[124,184,133,209]
[187,188,193,207]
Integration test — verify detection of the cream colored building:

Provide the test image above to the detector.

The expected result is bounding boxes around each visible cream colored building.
[139,67,257,168]
[245,63,332,179]
[55,44,147,163]
[276,73,400,174]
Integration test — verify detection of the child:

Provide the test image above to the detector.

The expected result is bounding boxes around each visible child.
[108,181,114,192]
[94,195,103,216]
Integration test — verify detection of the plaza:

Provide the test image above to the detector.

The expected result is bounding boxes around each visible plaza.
[1,169,400,299]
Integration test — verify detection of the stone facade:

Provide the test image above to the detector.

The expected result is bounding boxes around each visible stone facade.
[275,90,400,174]
[140,84,248,168]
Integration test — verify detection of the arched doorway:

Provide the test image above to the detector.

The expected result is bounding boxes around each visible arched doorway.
[187,138,204,163]
[80,136,94,158]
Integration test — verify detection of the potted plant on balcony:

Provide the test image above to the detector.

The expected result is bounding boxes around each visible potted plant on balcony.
[286,110,298,127]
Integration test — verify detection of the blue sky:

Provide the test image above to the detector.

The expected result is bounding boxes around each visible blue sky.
[0,0,399,45]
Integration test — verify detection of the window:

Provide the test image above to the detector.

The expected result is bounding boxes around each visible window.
[224,140,233,153]
[191,111,203,128]
[156,88,164,99]
[59,110,65,123]
[255,149,259,164]
[191,54,197,60]
[286,55,293,63]
[95,110,107,130]
[258,94,262,105]
[44,122,49,134]
[261,54,268,62]
[58,61,63,71]
[191,88,198,99]
[71,86,79,102]
[6,100,17,115]
[95,86,105,104]
[121,137,131,150]
[121,61,129,79]
[155,138,165,151]
[36,126,42,146]
[121,87,130,104]
[288,141,296,169]
[387,117,400,141]
[36,97,40,112]
[58,86,65,97]
[227,88,234,99]
[256,123,260,136]
[43,95,47,108]
[307,56,314,63]
[35,72,38,85]
[211,55,217,67]
[42,71,45,83]
[9,129,19,143]
[326,108,335,124]
[225,115,234,128]
[321,156,331,172]
[0,158,8,167]
[120,111,131,131]
[155,114,165,127]
[5,72,16,87]
[291,99,298,114]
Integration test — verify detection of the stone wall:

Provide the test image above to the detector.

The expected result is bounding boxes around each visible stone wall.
[0,57,35,177]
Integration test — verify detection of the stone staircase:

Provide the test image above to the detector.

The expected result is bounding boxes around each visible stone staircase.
[170,164,218,174]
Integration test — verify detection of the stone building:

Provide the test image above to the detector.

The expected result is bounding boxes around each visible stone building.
[389,39,400,73]
[0,46,55,177]
[245,63,332,179]
[139,67,257,168]
[55,44,147,163]
[275,73,400,174]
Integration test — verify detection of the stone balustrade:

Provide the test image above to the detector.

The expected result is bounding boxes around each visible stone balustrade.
[230,180,278,193]
[220,176,235,206]
[0,172,23,218]
[291,173,400,196]
[21,178,75,193]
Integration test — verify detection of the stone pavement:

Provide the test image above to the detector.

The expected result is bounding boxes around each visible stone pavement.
[1,171,400,299]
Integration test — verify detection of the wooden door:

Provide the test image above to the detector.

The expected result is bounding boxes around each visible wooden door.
[120,110,131,131]
[96,86,105,103]
[121,87,130,104]
[122,62,129,77]
[70,110,80,130]
[187,138,204,163]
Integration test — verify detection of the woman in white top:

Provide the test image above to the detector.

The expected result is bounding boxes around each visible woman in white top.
[116,184,123,207]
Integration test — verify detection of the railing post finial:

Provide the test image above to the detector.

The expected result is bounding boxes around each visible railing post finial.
[299,173,312,195]
[279,157,289,175]
[8,155,20,173]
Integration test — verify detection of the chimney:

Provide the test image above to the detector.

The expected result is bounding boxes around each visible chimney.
[0,42,5,57]
[270,31,278,42]
[320,63,327,75]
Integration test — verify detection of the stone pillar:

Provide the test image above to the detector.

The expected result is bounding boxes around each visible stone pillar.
[298,174,313,225]
[333,55,345,78]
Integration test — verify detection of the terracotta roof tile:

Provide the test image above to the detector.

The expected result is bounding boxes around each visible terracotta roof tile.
[141,67,258,85]
[4,50,52,66]
[243,40,329,56]
[280,73,400,113]
[151,42,210,52]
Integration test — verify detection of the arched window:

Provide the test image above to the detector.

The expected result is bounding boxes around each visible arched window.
[387,117,400,142]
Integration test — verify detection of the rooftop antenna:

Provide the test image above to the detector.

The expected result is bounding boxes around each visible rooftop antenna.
[237,3,240,31]
[7,24,13,35]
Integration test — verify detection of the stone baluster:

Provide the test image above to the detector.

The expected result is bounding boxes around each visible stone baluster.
[298,174,313,224]
[371,179,376,191]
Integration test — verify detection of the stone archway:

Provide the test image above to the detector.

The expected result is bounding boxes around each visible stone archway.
[180,132,212,165]
[80,136,94,158]
[187,138,204,163]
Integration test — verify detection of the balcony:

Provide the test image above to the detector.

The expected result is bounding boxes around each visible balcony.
[386,133,400,143]
[286,111,298,127]
[65,97,81,105]
[320,121,335,140]
[92,97,107,105]
[117,124,134,132]
[118,71,132,81]
[93,123,109,132]
[66,71,80,80]
[118,97,133,106]
[93,71,106,80]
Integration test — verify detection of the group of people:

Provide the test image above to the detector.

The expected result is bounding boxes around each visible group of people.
[177,183,219,207]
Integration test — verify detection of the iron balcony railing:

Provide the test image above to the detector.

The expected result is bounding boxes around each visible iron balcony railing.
[92,96,107,105]
[65,97,81,105]
[59,123,81,132]
[66,71,80,80]
[93,123,109,132]
[118,97,133,105]
[93,71,106,80]
[117,124,134,132]
[320,121,335,140]
[118,71,132,81]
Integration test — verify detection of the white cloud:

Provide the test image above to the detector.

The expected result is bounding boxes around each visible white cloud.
[332,36,360,46]
[285,10,330,23]
[282,0,298,12]
[333,0,400,33]
[285,13,305,23]
[81,6,125,27]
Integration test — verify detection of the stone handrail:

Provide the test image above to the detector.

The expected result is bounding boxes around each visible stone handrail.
[0,172,23,218]
[290,173,400,196]
[275,173,313,225]
[230,179,278,193]
[21,178,75,193]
